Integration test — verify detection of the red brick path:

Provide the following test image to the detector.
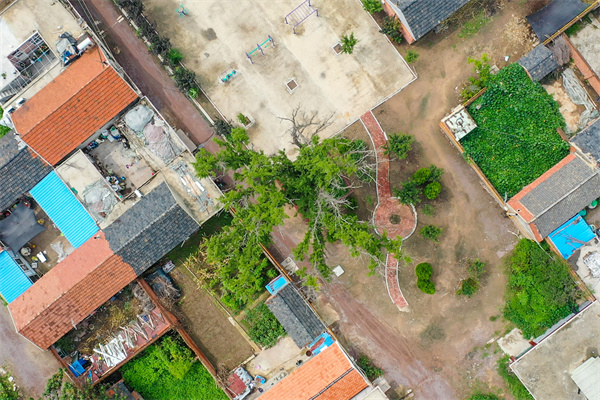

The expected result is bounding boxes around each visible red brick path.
[361,111,413,311]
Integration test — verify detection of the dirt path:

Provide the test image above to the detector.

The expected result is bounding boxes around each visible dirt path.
[73,0,219,152]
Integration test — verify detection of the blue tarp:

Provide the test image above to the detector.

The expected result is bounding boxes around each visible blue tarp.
[0,251,32,303]
[266,275,288,295]
[548,215,595,259]
[30,171,98,249]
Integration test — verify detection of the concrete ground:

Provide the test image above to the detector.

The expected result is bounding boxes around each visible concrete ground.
[143,0,416,155]
[510,301,600,400]
[0,303,59,398]
[570,14,600,79]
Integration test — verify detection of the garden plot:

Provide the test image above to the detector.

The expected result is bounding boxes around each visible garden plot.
[142,0,415,155]
[460,64,569,198]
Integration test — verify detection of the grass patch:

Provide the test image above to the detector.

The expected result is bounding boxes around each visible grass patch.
[459,10,491,38]
[497,355,533,400]
[462,64,568,197]
[503,239,580,338]
[242,303,285,348]
[167,211,232,265]
[122,335,227,400]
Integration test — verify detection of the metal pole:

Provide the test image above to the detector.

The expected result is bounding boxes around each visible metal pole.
[258,43,264,56]
[246,52,253,64]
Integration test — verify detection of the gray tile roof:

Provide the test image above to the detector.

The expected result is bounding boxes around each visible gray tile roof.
[521,154,600,238]
[266,283,325,348]
[0,134,52,211]
[518,45,559,81]
[104,182,199,275]
[389,0,472,40]
[571,118,600,163]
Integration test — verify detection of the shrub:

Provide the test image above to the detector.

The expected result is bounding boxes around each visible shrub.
[0,108,10,138]
[422,204,435,216]
[417,279,436,294]
[167,48,184,65]
[456,277,479,297]
[243,303,286,348]
[341,33,358,54]
[424,181,441,200]
[503,239,580,338]
[413,168,432,185]
[357,355,383,381]
[173,67,198,92]
[458,10,491,38]
[379,17,403,43]
[151,35,171,58]
[467,395,502,400]
[420,225,442,241]
[188,87,199,99]
[405,50,419,63]
[415,262,433,280]
[462,63,568,197]
[394,180,421,205]
[237,113,250,125]
[214,119,233,138]
[426,164,444,183]
[384,133,414,159]
[361,0,383,14]
[497,355,534,400]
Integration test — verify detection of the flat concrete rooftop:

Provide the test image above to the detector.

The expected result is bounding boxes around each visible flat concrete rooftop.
[143,0,416,155]
[511,301,600,400]
[0,0,84,106]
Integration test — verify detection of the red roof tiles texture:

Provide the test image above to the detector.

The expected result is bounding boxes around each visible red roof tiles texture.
[259,343,368,400]
[12,50,138,165]
[8,232,137,349]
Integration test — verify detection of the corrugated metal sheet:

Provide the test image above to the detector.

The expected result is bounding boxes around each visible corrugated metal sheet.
[571,357,600,400]
[548,215,595,259]
[30,171,98,249]
[0,251,32,303]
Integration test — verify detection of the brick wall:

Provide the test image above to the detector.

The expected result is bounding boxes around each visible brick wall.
[563,34,600,97]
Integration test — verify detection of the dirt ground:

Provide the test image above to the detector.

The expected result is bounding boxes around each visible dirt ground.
[167,267,254,372]
[271,1,554,399]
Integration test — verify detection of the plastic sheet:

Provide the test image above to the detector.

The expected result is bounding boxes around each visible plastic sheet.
[124,105,154,132]
[562,68,600,129]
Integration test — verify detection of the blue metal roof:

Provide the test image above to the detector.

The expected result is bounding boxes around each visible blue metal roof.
[0,251,32,303]
[30,171,98,249]
[548,215,595,259]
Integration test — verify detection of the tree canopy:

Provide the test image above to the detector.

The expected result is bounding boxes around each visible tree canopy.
[194,128,402,299]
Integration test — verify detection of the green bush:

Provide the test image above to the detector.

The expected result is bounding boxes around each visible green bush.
[122,336,227,400]
[417,278,436,294]
[361,0,382,14]
[467,395,502,400]
[379,17,403,43]
[413,168,432,185]
[420,225,442,241]
[415,262,433,280]
[497,355,533,400]
[341,33,359,55]
[405,50,419,64]
[462,64,569,197]
[394,180,421,205]
[167,48,184,65]
[427,164,444,183]
[424,181,441,199]
[237,113,250,125]
[456,277,479,297]
[243,303,286,348]
[188,87,199,99]
[0,108,10,139]
[357,355,383,381]
[503,240,580,338]
[385,133,414,159]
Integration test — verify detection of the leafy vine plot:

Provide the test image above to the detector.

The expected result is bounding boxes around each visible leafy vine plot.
[461,64,569,198]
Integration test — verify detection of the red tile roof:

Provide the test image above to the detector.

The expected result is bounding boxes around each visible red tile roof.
[11,50,138,165]
[259,342,369,400]
[8,232,137,349]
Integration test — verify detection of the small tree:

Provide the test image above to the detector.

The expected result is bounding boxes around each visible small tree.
[361,0,383,14]
[379,17,403,43]
[213,119,233,138]
[424,181,441,199]
[341,33,359,55]
[357,356,383,380]
[237,113,250,125]
[405,50,419,63]
[412,168,432,185]
[420,225,442,241]
[415,262,433,280]
[417,279,436,294]
[173,67,197,92]
[384,133,414,159]
[394,180,421,205]
[427,164,444,182]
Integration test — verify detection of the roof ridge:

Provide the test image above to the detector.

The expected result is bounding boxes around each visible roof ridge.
[19,66,111,138]
[531,165,600,223]
[308,368,354,400]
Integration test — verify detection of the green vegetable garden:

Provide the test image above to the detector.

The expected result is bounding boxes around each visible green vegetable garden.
[461,63,569,198]
[121,336,227,400]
